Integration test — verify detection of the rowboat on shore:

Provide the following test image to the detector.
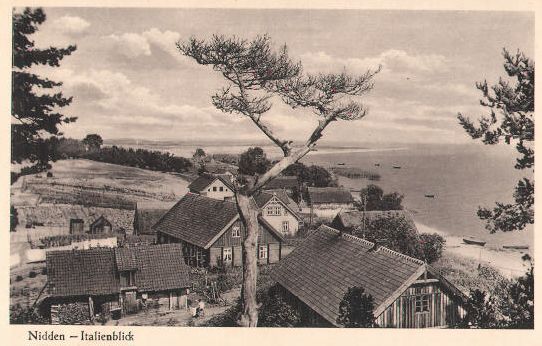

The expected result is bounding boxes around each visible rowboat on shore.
[463,237,486,246]
[503,245,529,250]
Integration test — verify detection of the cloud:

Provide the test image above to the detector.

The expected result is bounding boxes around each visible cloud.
[300,49,448,76]
[105,33,152,58]
[52,15,90,35]
[100,28,190,67]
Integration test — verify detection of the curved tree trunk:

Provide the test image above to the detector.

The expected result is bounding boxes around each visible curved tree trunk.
[236,192,260,327]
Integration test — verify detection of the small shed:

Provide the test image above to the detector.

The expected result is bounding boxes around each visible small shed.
[89,216,112,234]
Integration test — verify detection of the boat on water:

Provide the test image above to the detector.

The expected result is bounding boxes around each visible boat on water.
[337,163,346,166]
[463,237,486,246]
[392,166,401,169]
[503,245,529,250]
[374,163,380,167]
[424,194,435,198]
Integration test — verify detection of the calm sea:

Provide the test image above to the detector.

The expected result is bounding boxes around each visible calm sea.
[118,141,533,248]
[302,143,534,249]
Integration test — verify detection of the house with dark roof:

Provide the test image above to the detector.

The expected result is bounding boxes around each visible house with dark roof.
[187,173,235,201]
[254,190,302,236]
[153,193,284,268]
[46,243,191,324]
[271,225,467,328]
[331,210,417,234]
[263,176,299,195]
[133,201,176,235]
[307,187,355,218]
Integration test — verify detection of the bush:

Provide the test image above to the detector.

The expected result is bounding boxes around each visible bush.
[336,286,376,327]
[46,172,53,177]
[16,275,23,282]
[419,233,446,263]
[29,271,37,278]
[41,267,47,275]
[258,285,301,327]
[10,304,49,324]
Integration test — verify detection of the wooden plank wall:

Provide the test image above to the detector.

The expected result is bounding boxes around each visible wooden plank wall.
[376,282,465,328]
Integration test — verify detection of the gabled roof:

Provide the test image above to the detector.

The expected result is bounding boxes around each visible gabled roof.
[121,243,191,292]
[90,215,111,228]
[152,193,239,248]
[332,210,416,233]
[187,174,234,193]
[272,225,433,326]
[134,201,176,235]
[47,247,119,297]
[254,190,301,220]
[263,176,299,190]
[153,193,284,248]
[46,244,191,297]
[307,187,354,205]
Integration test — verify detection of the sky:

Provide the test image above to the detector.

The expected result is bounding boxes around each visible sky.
[26,8,534,146]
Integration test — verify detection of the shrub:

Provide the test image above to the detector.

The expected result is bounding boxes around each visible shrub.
[41,267,47,275]
[46,172,53,177]
[10,304,49,324]
[462,289,499,328]
[337,286,376,328]
[258,285,301,327]
[28,271,37,278]
[16,275,23,282]
[419,232,446,263]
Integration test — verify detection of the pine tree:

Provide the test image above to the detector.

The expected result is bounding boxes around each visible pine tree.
[457,49,534,233]
[12,8,77,170]
[178,34,379,326]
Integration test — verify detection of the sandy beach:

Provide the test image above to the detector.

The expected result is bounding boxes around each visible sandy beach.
[416,222,531,278]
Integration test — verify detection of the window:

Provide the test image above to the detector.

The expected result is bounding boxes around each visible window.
[259,245,268,259]
[213,186,217,192]
[415,294,430,313]
[267,205,281,216]
[231,226,241,238]
[223,248,232,262]
[282,221,290,233]
[219,186,224,192]
[120,271,135,287]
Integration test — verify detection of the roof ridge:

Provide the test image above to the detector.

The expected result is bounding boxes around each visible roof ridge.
[375,246,425,265]
[339,231,375,248]
[319,225,374,248]
[320,225,425,265]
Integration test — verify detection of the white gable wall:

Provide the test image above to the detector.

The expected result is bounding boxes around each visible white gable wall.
[200,179,235,201]
[261,197,299,236]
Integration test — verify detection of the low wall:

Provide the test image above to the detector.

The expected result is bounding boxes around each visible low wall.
[26,237,118,263]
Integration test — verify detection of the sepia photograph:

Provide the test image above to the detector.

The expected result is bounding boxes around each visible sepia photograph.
[7,2,535,335]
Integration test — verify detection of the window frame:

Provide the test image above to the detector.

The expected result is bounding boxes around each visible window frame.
[282,221,290,233]
[266,204,282,216]
[258,245,268,259]
[231,225,241,238]
[223,247,233,262]
[415,294,430,313]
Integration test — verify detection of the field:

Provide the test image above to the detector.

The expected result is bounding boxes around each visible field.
[13,159,191,206]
